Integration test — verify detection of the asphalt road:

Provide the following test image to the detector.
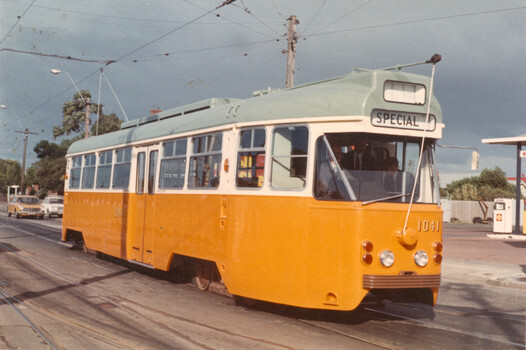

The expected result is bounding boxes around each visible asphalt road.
[0,214,524,349]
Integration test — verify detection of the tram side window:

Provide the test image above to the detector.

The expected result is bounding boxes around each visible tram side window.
[69,156,82,189]
[236,128,266,188]
[96,150,113,189]
[159,139,187,189]
[81,153,96,189]
[189,133,222,188]
[112,147,132,189]
[271,126,308,189]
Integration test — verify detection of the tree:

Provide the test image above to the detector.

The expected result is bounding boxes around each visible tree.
[30,139,75,195]
[53,90,92,138]
[32,90,124,194]
[53,90,123,139]
[0,158,21,195]
[91,112,122,136]
[445,167,517,201]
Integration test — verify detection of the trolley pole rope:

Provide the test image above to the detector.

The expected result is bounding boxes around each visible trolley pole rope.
[402,55,441,235]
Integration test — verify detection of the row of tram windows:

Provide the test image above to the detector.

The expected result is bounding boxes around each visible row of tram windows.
[67,125,309,192]
[67,127,437,203]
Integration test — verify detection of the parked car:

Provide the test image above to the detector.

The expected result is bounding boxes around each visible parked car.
[41,196,64,218]
[7,195,44,219]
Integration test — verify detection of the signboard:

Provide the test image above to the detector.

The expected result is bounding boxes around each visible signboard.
[520,150,526,158]
[371,109,436,131]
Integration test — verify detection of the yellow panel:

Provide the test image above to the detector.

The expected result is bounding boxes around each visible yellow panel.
[62,191,442,310]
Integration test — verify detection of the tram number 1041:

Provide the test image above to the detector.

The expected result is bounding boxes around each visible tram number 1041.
[418,219,440,232]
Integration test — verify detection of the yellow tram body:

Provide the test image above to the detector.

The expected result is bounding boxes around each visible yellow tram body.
[62,66,444,310]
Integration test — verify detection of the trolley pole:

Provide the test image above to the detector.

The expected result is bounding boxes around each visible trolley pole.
[285,15,299,88]
[15,128,38,193]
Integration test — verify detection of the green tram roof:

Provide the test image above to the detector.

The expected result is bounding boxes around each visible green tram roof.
[67,68,442,155]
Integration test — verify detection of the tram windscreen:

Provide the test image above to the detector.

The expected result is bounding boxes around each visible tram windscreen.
[314,133,438,203]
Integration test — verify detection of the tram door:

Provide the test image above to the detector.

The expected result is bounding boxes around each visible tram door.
[130,145,159,265]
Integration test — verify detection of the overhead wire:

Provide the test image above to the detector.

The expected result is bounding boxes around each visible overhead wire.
[269,0,288,28]
[0,48,115,64]
[126,39,278,63]
[10,1,526,138]
[302,0,327,35]
[183,0,280,40]
[306,0,374,37]
[234,0,284,37]
[25,0,242,118]
[2,0,279,27]
[0,0,37,45]
[307,5,526,39]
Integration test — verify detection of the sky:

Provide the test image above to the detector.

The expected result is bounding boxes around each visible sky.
[0,0,525,186]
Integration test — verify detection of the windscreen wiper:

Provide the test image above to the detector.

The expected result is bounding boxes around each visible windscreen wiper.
[361,193,411,206]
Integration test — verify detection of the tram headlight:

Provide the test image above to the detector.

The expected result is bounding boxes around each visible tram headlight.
[414,250,429,267]
[379,250,395,267]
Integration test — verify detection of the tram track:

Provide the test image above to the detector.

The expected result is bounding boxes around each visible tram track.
[1,219,524,349]
[294,302,524,350]
[0,230,304,349]
[362,305,525,348]
[0,285,61,350]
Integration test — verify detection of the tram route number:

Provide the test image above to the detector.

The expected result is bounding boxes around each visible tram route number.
[418,219,440,232]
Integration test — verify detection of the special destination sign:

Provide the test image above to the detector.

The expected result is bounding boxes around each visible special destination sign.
[371,109,436,131]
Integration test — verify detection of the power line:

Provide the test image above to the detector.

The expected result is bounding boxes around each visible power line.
[126,39,277,63]
[307,5,526,39]
[306,0,374,37]
[114,1,238,62]
[234,0,284,37]
[0,0,37,45]
[183,0,280,40]
[269,0,288,28]
[303,0,327,35]
[26,0,240,120]
[3,0,271,27]
[0,48,115,64]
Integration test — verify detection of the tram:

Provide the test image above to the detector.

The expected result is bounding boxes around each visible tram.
[62,58,444,311]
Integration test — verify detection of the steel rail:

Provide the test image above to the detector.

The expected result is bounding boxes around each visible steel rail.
[0,228,295,349]
[363,306,525,348]
[0,283,60,350]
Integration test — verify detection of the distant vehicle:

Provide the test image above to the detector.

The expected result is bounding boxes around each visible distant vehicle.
[42,196,64,218]
[7,195,44,219]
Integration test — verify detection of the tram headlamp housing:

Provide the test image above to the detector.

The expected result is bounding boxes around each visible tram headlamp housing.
[379,250,395,267]
[414,250,429,267]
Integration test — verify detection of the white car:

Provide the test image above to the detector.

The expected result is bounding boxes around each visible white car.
[41,196,64,218]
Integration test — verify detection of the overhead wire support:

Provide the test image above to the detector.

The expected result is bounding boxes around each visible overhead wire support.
[285,15,299,88]
[15,128,38,191]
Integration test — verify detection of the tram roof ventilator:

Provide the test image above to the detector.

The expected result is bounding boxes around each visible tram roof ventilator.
[121,97,240,130]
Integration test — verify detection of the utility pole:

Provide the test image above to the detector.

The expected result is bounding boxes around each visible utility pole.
[85,97,92,139]
[15,128,38,194]
[285,15,299,88]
